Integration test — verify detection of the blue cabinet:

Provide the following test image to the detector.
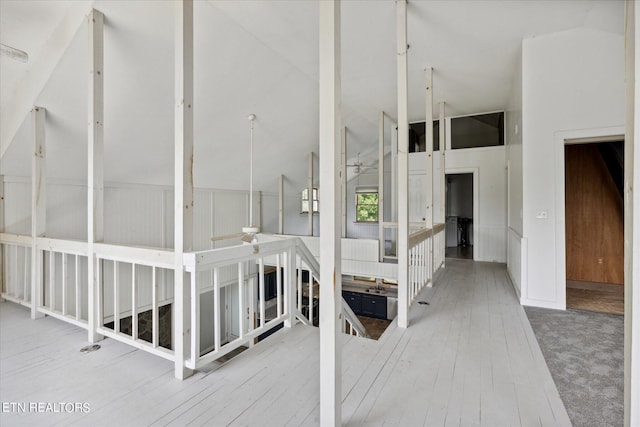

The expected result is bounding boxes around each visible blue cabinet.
[342,290,387,320]
[342,291,362,314]
[361,294,386,319]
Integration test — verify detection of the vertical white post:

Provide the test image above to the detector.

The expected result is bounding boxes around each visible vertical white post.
[284,246,296,328]
[396,0,409,329]
[174,0,194,380]
[87,9,104,343]
[31,107,46,319]
[425,68,434,278]
[308,152,314,236]
[439,102,446,225]
[439,102,446,269]
[319,1,342,425]
[0,175,3,298]
[378,111,385,261]
[257,190,262,230]
[279,174,284,234]
[624,1,639,425]
[238,262,245,336]
[425,68,434,231]
[341,127,347,238]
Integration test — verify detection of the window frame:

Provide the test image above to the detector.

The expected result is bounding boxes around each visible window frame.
[355,187,379,223]
[301,187,319,214]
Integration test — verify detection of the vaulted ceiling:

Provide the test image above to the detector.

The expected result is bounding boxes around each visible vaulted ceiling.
[0,0,624,194]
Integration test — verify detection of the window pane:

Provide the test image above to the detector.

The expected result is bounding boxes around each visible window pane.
[408,121,440,152]
[302,200,309,212]
[356,192,379,222]
[451,112,504,149]
[356,204,378,222]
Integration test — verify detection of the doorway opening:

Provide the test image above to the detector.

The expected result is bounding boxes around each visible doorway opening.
[445,173,473,260]
[564,141,624,315]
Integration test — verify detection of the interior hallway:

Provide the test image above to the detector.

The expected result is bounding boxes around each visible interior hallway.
[0,260,570,426]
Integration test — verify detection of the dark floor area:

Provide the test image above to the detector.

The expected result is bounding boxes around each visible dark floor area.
[445,245,473,260]
[525,306,624,427]
[566,280,624,315]
[356,315,391,340]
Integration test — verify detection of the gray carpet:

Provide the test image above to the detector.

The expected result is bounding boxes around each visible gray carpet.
[524,307,624,427]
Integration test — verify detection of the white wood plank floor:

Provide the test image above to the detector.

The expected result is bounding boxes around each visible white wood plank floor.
[0,260,570,426]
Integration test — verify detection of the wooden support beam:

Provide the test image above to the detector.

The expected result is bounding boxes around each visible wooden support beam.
[396,0,409,329]
[378,111,385,261]
[278,175,284,234]
[319,1,342,425]
[425,68,435,281]
[87,9,104,343]
[174,0,194,380]
[425,68,434,231]
[341,127,347,238]
[624,1,639,425]
[308,152,314,236]
[31,107,46,319]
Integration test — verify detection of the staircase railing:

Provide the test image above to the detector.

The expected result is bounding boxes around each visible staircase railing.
[1,232,369,376]
[292,238,368,338]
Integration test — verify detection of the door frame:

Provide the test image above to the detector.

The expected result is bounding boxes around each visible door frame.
[554,126,625,310]
[445,167,479,261]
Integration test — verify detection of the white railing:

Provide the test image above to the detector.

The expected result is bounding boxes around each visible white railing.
[183,235,368,370]
[407,223,445,305]
[36,237,89,329]
[292,238,367,338]
[94,243,176,362]
[1,232,368,376]
[0,233,32,307]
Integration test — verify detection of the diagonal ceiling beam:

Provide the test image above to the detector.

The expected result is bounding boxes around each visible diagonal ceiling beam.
[0,1,94,160]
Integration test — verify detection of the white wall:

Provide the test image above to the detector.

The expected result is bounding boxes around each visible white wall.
[408,145,507,263]
[521,27,625,309]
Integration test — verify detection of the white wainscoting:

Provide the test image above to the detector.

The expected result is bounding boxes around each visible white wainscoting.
[287,235,397,279]
[1,177,254,251]
[477,224,507,263]
[507,227,523,299]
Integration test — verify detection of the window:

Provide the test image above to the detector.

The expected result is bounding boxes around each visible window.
[356,188,378,222]
[408,120,440,152]
[451,112,504,149]
[301,188,319,213]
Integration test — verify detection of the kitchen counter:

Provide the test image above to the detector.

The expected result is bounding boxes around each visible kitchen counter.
[342,279,398,298]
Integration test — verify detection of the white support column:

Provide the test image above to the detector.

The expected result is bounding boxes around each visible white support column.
[378,111,385,261]
[396,0,409,329]
[284,246,296,328]
[308,152,314,236]
[319,1,342,425]
[341,127,347,238]
[439,102,446,270]
[439,102,446,225]
[31,107,46,319]
[0,175,4,297]
[624,1,639,425]
[425,68,434,279]
[257,190,262,230]
[174,0,194,380]
[425,68,434,231]
[87,9,104,343]
[278,174,284,234]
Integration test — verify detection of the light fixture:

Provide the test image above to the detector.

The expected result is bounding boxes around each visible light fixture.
[242,114,259,244]
[0,43,29,63]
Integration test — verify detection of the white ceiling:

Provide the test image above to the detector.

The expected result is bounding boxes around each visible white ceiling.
[0,0,625,194]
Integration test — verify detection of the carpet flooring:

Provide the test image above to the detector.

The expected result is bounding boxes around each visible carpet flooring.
[524,306,624,427]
